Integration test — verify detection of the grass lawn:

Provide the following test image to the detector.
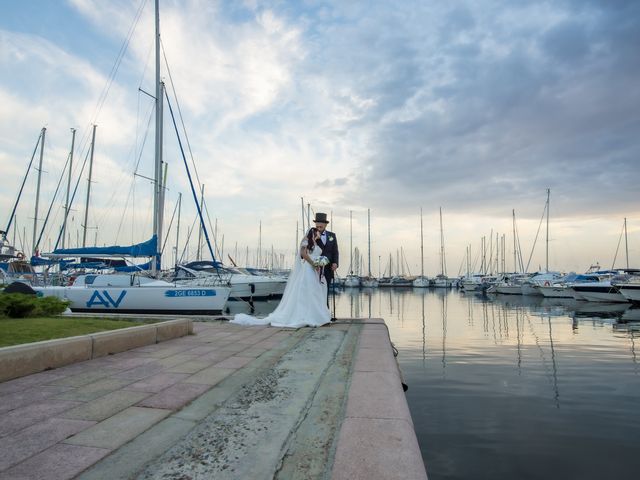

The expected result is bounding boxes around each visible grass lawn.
[0,316,161,348]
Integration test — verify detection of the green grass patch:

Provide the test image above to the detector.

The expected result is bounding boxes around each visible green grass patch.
[0,316,160,348]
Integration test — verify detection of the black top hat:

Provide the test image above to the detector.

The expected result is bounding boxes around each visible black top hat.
[313,212,329,224]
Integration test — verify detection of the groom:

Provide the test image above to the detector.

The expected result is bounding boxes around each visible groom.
[313,213,339,317]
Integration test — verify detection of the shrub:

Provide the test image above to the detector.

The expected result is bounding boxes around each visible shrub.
[0,293,70,318]
[0,293,36,318]
[32,296,70,316]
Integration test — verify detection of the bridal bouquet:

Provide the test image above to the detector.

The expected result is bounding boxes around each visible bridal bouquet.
[313,256,330,268]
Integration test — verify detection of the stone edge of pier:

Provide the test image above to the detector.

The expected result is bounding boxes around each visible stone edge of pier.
[330,318,428,480]
[0,319,193,383]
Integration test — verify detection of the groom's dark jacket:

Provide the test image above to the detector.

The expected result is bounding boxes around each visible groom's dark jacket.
[316,230,339,282]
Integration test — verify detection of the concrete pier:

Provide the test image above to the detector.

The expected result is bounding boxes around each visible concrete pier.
[0,319,427,479]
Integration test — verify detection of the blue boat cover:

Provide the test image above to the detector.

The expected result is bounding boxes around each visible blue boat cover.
[50,235,158,257]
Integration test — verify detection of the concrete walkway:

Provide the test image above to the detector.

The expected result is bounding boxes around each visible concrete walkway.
[0,319,427,479]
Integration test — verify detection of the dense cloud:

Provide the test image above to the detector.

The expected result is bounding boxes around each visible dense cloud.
[272,0,640,219]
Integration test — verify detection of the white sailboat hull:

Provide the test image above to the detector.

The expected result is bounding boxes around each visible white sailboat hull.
[412,277,430,288]
[361,278,379,288]
[433,278,451,288]
[34,284,230,314]
[344,276,361,287]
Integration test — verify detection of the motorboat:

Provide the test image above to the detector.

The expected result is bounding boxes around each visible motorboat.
[615,277,640,304]
[520,271,563,296]
[571,275,629,303]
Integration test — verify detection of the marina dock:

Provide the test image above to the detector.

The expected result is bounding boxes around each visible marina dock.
[0,318,427,479]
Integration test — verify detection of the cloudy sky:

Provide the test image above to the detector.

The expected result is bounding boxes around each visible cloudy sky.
[1,0,638,275]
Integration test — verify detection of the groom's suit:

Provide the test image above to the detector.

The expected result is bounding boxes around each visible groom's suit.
[316,230,339,307]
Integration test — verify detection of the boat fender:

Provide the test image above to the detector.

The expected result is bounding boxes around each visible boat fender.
[249,283,256,294]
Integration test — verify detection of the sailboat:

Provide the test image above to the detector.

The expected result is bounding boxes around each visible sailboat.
[33,0,231,314]
[344,210,361,287]
[361,209,378,288]
[413,207,430,287]
[432,207,451,287]
[520,189,561,296]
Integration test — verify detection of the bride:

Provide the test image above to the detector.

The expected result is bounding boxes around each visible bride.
[231,227,331,328]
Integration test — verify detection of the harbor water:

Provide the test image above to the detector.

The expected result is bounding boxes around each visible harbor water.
[232,288,640,479]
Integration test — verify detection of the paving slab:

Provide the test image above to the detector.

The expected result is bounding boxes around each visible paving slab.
[110,362,166,380]
[54,377,136,402]
[1,443,110,480]
[76,417,196,480]
[0,385,74,415]
[59,390,151,421]
[182,365,237,386]
[165,358,213,374]
[124,372,191,393]
[48,366,123,388]
[0,400,82,437]
[214,354,256,369]
[345,371,412,422]
[146,352,200,368]
[63,406,171,450]
[0,417,96,472]
[0,370,68,396]
[354,343,399,373]
[331,418,427,480]
[136,382,211,410]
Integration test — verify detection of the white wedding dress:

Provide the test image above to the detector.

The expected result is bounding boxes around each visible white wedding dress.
[231,240,330,328]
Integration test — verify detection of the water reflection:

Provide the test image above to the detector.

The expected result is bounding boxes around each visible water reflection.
[326,288,640,480]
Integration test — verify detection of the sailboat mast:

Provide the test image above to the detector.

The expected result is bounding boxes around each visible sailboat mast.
[258,220,262,268]
[61,128,75,249]
[196,185,204,260]
[624,217,629,269]
[545,188,550,272]
[349,210,353,275]
[82,125,96,248]
[367,208,371,277]
[32,127,46,254]
[174,192,181,265]
[152,0,164,272]
[512,209,516,273]
[496,232,499,274]
[439,207,444,276]
[420,207,424,278]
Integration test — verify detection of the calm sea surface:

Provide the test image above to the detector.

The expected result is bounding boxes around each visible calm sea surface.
[331,288,640,480]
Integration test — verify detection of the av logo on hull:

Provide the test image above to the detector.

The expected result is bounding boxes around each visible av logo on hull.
[86,290,127,308]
